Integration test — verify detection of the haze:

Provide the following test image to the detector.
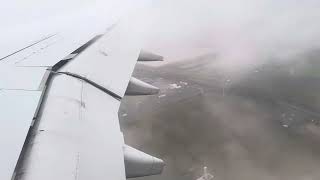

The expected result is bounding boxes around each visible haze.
[120,1,320,180]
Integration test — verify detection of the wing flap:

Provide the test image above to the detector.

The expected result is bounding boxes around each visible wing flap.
[0,90,42,180]
[0,66,47,90]
[19,74,125,180]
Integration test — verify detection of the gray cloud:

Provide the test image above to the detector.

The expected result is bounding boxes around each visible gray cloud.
[138,0,320,72]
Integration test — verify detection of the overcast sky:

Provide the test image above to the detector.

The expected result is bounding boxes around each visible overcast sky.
[140,0,320,70]
[2,0,320,69]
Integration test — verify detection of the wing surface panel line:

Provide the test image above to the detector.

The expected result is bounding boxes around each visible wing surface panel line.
[52,71,122,101]
[0,34,57,61]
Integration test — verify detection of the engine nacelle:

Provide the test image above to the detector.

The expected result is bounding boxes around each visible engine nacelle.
[125,77,159,95]
[124,145,165,178]
[137,50,163,61]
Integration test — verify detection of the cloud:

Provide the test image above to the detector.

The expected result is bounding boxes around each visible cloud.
[139,0,320,71]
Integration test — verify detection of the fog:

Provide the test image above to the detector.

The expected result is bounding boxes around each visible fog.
[120,1,320,180]
[139,0,320,71]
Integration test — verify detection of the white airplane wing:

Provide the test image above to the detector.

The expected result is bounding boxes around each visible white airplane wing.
[0,1,164,180]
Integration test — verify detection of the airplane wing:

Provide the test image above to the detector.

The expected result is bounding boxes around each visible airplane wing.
[0,1,164,180]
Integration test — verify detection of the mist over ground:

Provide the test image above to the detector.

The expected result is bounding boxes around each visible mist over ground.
[120,1,320,180]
